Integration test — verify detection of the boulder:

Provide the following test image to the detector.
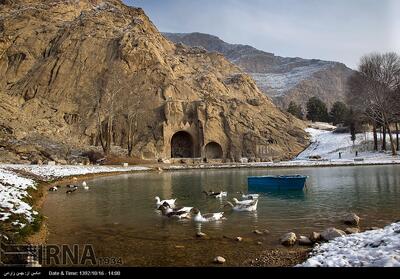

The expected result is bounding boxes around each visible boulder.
[309,232,321,243]
[196,232,207,238]
[213,256,226,264]
[298,236,313,246]
[342,213,360,226]
[345,227,360,234]
[321,228,346,241]
[280,232,297,246]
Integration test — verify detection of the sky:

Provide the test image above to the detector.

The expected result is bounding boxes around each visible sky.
[124,0,400,69]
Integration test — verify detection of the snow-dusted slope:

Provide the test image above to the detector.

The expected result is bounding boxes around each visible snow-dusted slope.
[164,32,354,109]
[296,128,395,161]
[298,222,400,267]
[251,62,334,98]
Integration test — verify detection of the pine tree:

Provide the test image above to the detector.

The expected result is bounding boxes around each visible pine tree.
[306,97,329,122]
[329,101,348,125]
[287,101,304,119]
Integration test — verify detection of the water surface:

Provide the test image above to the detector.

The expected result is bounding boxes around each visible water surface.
[43,165,400,266]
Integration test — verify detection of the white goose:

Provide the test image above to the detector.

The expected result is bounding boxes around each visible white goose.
[82,181,89,190]
[225,199,258,212]
[155,197,176,208]
[240,192,260,200]
[192,209,224,222]
[233,198,257,206]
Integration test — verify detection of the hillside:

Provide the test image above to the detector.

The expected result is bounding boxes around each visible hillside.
[0,0,308,164]
[164,32,355,109]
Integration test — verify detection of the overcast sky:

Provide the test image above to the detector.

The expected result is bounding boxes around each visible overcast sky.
[124,0,400,69]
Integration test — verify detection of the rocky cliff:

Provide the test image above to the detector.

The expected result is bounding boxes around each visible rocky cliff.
[0,0,308,164]
[164,32,355,110]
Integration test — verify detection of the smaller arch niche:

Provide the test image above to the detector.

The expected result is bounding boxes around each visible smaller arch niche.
[205,142,223,159]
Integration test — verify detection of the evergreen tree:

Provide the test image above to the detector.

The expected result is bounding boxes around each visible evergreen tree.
[306,97,329,122]
[287,101,304,119]
[329,101,348,125]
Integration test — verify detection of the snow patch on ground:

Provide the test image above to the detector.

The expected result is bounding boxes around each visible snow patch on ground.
[2,165,151,181]
[296,128,400,161]
[298,222,400,267]
[0,168,37,224]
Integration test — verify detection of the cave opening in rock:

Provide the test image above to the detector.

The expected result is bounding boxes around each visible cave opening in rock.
[171,131,194,158]
[205,142,223,159]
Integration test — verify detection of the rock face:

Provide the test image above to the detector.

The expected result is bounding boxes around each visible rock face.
[321,228,346,241]
[0,0,308,163]
[164,32,355,110]
[280,232,297,246]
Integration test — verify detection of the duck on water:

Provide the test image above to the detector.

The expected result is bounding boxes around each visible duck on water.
[202,191,228,199]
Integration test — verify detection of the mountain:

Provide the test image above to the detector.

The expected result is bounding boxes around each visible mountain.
[164,32,355,109]
[0,0,308,164]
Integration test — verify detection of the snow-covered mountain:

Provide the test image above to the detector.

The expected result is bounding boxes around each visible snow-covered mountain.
[164,32,355,109]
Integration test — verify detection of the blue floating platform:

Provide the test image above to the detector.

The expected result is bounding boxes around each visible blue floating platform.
[248,175,308,192]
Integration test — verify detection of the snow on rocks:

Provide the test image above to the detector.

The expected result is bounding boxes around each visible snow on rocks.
[2,164,151,181]
[298,222,400,267]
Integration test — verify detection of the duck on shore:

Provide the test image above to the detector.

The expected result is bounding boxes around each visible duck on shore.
[48,186,58,192]
[192,208,224,222]
[155,197,176,208]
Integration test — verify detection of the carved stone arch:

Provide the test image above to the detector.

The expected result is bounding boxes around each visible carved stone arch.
[171,131,194,158]
[205,142,223,159]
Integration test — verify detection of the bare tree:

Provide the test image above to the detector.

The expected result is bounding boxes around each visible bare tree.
[348,52,400,156]
[123,96,143,157]
[95,70,125,155]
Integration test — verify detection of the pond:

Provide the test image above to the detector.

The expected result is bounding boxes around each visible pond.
[42,165,400,266]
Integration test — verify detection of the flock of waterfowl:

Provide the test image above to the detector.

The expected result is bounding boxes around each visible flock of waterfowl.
[48,180,89,193]
[49,181,259,223]
[156,191,260,223]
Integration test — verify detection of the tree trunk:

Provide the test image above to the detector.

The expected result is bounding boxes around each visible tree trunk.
[386,123,397,156]
[97,113,107,153]
[373,121,378,151]
[127,119,133,157]
[396,123,399,152]
[382,125,387,151]
[105,116,113,155]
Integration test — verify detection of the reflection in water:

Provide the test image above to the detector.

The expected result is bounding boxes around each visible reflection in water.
[43,165,400,266]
